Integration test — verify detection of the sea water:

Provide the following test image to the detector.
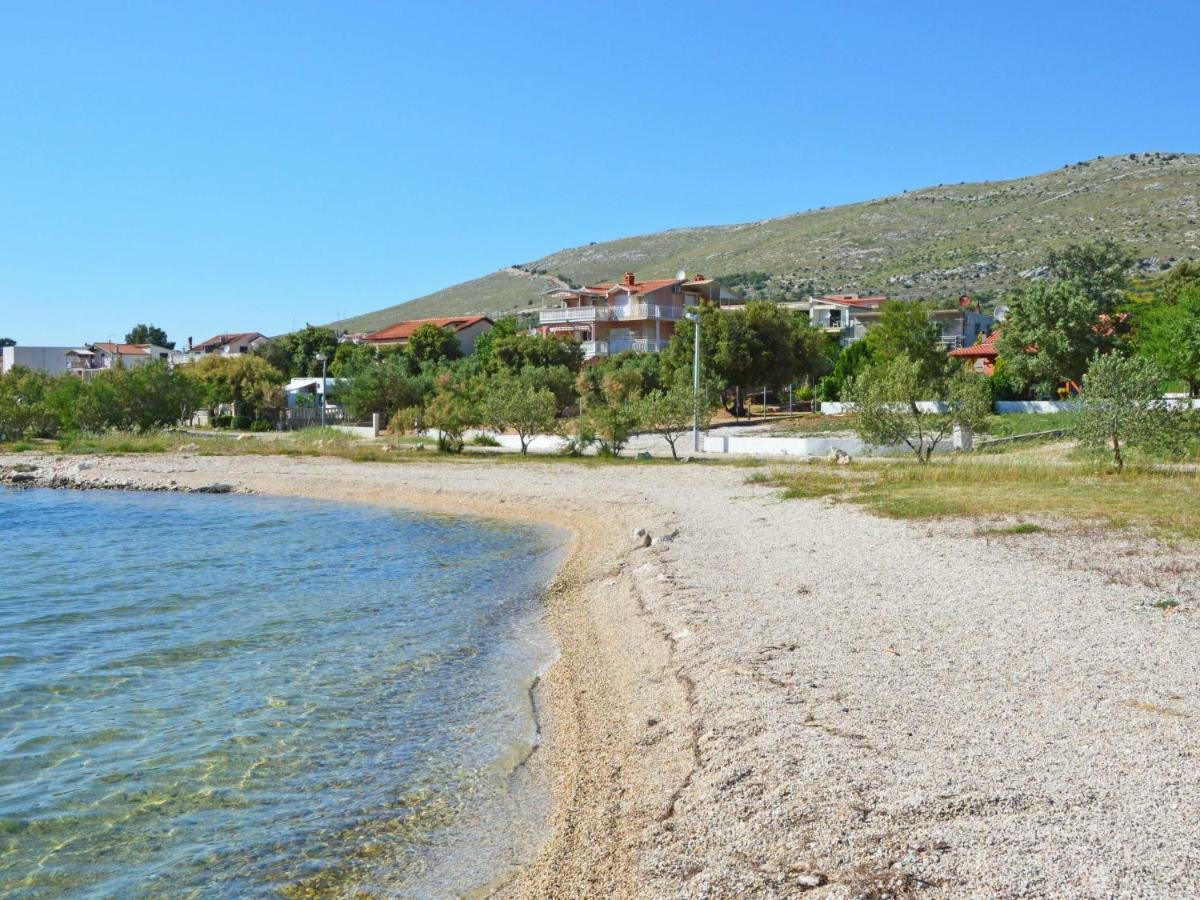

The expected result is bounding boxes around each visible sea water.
[0,487,565,897]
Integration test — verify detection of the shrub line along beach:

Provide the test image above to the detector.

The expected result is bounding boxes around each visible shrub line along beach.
[3,448,1198,897]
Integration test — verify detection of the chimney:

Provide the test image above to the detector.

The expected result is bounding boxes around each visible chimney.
[623,272,636,286]
[188,336,193,350]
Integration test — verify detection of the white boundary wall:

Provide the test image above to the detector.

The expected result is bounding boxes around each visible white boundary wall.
[821,399,1200,415]
[993,401,1077,413]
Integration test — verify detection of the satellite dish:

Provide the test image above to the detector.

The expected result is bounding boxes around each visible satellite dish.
[994,304,1009,323]
[676,270,687,280]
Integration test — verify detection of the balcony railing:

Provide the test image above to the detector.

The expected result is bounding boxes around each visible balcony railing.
[581,338,671,358]
[938,335,966,350]
[540,303,687,325]
[540,306,606,324]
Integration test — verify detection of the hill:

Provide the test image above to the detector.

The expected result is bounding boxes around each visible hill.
[328,152,1200,333]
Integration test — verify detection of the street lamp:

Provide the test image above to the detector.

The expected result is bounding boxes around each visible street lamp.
[686,310,701,453]
[315,353,328,427]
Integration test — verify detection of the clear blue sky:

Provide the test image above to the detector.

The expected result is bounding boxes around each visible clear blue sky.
[3,0,1198,345]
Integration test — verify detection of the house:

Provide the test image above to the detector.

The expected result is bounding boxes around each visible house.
[190,332,269,357]
[537,273,735,359]
[853,297,993,351]
[283,377,346,409]
[1,345,77,376]
[795,295,888,344]
[363,316,493,354]
[948,330,1001,374]
[65,343,172,378]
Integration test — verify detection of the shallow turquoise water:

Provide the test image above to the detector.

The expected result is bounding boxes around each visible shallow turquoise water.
[0,487,565,897]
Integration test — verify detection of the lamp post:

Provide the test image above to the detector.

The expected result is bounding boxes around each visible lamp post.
[315,353,328,428]
[686,310,701,453]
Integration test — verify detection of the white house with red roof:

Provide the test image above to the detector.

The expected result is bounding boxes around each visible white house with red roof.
[189,332,268,357]
[537,272,735,358]
[363,316,493,354]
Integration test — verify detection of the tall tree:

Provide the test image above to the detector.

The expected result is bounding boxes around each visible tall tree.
[406,323,462,366]
[997,281,1116,395]
[1136,283,1200,395]
[864,300,948,384]
[191,354,285,422]
[125,324,174,349]
[1157,259,1200,306]
[254,325,339,378]
[1046,239,1133,313]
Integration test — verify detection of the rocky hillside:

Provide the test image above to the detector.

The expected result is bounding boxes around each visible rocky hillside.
[329,152,1200,333]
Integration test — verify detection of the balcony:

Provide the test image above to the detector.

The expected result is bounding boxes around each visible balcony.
[540,306,608,324]
[581,338,671,358]
[540,303,687,326]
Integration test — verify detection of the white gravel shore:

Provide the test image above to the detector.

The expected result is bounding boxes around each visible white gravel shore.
[4,451,1197,897]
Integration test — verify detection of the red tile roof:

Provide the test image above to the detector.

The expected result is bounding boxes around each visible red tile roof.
[580,276,684,297]
[364,316,492,343]
[92,342,150,355]
[949,331,1000,358]
[193,332,266,351]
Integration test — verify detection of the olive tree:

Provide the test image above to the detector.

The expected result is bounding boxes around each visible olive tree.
[424,374,481,453]
[1076,352,1181,471]
[852,356,991,463]
[482,375,559,455]
[639,380,715,460]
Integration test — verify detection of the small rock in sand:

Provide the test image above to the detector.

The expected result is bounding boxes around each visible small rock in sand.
[195,483,234,494]
[794,872,827,889]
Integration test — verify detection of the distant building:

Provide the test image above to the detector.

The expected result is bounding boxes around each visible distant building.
[189,332,269,357]
[797,294,889,344]
[537,273,735,359]
[66,343,172,378]
[948,330,1000,374]
[853,297,993,351]
[363,316,493,354]
[1,345,77,376]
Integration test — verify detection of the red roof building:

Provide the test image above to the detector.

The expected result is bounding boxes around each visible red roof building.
[191,332,268,356]
[948,330,1001,373]
[537,272,735,359]
[363,316,494,354]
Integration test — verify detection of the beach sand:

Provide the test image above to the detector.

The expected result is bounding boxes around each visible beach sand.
[5,451,1199,897]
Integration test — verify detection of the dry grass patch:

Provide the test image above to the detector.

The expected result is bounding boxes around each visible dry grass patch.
[756,460,1200,541]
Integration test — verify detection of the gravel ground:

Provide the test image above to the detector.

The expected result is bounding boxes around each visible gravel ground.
[3,451,1197,898]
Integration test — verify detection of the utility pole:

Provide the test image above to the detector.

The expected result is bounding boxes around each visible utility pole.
[688,311,701,453]
[316,353,328,428]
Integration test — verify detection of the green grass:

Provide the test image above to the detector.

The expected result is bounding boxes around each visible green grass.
[757,459,1200,540]
[769,412,858,437]
[984,412,1077,437]
[983,522,1047,536]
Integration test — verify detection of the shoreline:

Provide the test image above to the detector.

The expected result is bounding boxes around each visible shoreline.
[5,451,1200,896]
[1,454,687,897]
